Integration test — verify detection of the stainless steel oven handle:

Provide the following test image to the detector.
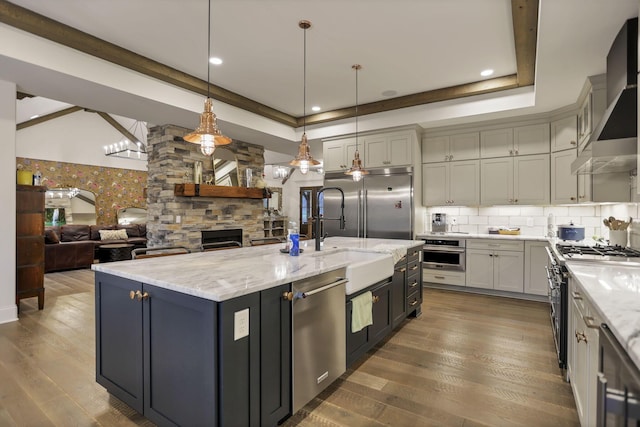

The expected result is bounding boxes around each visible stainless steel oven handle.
[545,246,558,267]
[422,246,466,253]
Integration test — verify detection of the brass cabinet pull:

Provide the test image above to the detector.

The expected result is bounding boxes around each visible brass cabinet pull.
[410,265,418,271]
[130,290,148,301]
[575,330,587,343]
[583,316,600,329]
[409,300,418,307]
[396,267,407,273]
[570,197,576,201]
[572,291,582,300]
[372,295,380,304]
[282,292,293,301]
[409,281,418,287]
[570,140,577,145]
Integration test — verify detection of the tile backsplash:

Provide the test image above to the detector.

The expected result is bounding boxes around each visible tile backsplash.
[424,204,640,243]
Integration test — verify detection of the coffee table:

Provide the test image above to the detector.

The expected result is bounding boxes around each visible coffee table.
[98,243,135,263]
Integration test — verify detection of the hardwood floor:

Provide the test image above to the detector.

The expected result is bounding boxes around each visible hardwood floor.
[0,270,578,426]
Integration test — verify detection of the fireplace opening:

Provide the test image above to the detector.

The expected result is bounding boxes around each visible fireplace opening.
[201,229,243,250]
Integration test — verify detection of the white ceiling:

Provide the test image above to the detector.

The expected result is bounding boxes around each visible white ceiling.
[5,0,640,155]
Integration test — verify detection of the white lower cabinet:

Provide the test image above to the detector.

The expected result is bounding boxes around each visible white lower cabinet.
[423,269,466,287]
[568,277,600,427]
[523,241,550,296]
[466,240,524,292]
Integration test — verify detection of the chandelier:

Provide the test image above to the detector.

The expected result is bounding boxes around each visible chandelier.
[104,120,147,160]
[289,20,320,174]
[183,0,232,156]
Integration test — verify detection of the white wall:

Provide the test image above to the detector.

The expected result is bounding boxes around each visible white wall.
[17,110,147,171]
[0,80,18,324]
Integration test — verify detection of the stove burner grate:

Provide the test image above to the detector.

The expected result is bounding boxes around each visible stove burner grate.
[557,244,640,258]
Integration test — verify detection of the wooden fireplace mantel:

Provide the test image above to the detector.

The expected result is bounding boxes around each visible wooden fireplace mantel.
[174,184,268,199]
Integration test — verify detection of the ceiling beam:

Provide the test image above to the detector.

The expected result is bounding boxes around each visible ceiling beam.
[511,0,538,86]
[95,112,140,144]
[0,0,298,127]
[301,74,519,126]
[16,106,82,130]
[0,0,538,129]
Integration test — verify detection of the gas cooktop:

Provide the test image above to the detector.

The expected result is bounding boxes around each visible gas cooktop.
[555,243,640,263]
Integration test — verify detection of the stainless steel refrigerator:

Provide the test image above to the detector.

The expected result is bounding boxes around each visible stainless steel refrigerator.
[322,167,413,239]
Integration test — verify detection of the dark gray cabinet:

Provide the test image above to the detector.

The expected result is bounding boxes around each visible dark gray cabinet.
[96,273,292,427]
[391,260,407,328]
[95,272,217,427]
[218,293,260,426]
[260,284,292,426]
[346,245,423,368]
[406,245,423,317]
[346,278,392,367]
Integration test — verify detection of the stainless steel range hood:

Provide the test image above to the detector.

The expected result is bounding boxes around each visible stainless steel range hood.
[571,17,638,175]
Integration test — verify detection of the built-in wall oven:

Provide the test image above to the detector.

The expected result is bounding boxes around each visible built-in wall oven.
[422,238,465,271]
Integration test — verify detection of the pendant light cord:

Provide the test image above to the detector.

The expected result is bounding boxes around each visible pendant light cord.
[355,66,359,150]
[207,0,211,99]
[303,25,307,134]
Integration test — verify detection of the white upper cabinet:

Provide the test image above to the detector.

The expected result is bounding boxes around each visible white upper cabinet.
[551,116,578,152]
[323,137,360,172]
[480,123,550,158]
[513,123,551,156]
[364,132,412,168]
[481,154,550,205]
[551,149,578,204]
[422,160,480,206]
[480,128,514,158]
[422,132,479,163]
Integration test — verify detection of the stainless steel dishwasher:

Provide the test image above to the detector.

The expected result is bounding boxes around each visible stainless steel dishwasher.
[287,268,348,413]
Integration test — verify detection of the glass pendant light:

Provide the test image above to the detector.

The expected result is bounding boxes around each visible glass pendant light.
[183,0,231,156]
[289,20,320,174]
[345,64,368,182]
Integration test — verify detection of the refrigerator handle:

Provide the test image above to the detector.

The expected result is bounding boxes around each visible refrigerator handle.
[363,189,368,238]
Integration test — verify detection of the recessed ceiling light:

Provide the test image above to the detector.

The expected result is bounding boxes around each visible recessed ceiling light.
[209,57,223,65]
[311,106,321,112]
[480,69,494,77]
[30,114,39,119]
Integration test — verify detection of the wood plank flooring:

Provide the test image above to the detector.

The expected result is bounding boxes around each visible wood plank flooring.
[0,270,578,426]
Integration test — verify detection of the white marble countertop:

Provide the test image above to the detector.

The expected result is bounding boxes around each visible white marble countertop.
[566,261,640,370]
[416,232,549,242]
[92,237,423,302]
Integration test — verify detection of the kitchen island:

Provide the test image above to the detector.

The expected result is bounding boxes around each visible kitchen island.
[92,237,423,427]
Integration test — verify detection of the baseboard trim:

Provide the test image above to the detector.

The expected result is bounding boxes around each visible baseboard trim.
[0,304,18,324]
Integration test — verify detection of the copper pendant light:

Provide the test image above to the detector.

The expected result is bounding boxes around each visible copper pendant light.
[289,20,320,174]
[344,64,368,182]
[184,0,231,156]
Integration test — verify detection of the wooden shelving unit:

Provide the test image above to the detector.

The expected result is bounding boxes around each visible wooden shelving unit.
[264,216,287,238]
[174,184,267,199]
[16,184,45,310]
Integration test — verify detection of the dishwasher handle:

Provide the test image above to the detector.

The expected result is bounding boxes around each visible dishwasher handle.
[285,277,348,300]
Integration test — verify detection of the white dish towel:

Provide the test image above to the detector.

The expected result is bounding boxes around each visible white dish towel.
[351,291,373,333]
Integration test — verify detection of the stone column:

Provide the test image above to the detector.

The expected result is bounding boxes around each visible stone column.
[146,124,266,251]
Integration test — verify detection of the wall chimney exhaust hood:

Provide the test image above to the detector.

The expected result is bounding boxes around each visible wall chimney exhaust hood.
[571,17,638,175]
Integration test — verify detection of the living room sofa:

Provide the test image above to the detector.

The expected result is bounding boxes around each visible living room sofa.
[44,224,147,273]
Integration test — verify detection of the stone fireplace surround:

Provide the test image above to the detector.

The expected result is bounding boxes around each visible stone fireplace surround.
[146,124,265,251]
